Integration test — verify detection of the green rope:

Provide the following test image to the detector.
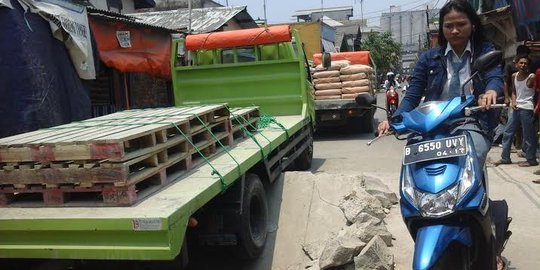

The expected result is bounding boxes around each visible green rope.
[257,109,290,139]
[225,106,272,160]
[169,122,228,192]
[191,113,243,186]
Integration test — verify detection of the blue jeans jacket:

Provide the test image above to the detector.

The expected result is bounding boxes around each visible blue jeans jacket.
[395,41,504,131]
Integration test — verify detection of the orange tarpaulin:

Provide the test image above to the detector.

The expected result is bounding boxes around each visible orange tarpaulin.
[89,18,172,79]
[313,51,371,66]
[186,25,292,51]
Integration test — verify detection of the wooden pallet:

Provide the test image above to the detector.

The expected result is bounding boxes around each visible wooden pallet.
[0,106,261,207]
[0,105,229,163]
[230,107,260,141]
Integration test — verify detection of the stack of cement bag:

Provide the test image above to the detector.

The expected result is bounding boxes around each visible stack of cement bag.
[312,61,374,100]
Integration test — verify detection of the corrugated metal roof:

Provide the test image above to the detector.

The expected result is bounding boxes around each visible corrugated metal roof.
[293,6,353,17]
[321,16,343,28]
[127,6,256,33]
[87,8,176,32]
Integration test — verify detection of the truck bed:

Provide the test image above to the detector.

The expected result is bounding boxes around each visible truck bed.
[0,115,306,261]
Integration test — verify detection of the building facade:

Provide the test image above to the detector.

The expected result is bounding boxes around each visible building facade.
[380,7,439,72]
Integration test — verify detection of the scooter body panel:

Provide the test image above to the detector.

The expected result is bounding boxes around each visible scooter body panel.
[413,224,472,270]
[391,95,506,269]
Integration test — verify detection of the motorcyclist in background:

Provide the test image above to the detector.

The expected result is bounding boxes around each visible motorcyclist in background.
[384,71,400,90]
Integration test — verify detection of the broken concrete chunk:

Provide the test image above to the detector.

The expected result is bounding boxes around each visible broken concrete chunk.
[319,237,366,269]
[340,190,386,222]
[363,175,399,208]
[353,235,394,270]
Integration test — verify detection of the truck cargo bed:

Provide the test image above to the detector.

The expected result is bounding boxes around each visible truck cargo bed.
[0,115,305,261]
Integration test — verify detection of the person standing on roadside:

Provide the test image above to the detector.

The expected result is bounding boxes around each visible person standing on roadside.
[502,45,530,155]
[494,55,538,167]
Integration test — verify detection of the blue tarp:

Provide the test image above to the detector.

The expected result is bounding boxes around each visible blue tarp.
[0,0,91,138]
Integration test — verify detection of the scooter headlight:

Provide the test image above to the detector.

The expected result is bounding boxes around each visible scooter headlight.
[402,153,475,218]
[458,154,475,200]
[401,166,416,206]
[415,184,459,217]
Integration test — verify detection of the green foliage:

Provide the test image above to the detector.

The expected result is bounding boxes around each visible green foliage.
[361,31,402,75]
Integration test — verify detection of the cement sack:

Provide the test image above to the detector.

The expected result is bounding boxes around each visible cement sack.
[340,64,373,75]
[314,60,351,71]
[314,89,342,96]
[315,82,342,90]
[313,70,341,79]
[342,79,370,88]
[315,95,342,100]
[342,86,371,94]
[313,77,341,84]
[340,73,368,81]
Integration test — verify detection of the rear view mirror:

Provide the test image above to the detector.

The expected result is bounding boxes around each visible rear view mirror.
[473,50,502,73]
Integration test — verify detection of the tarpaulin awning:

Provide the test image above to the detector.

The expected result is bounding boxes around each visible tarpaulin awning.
[186,25,291,51]
[313,51,370,66]
[89,17,172,79]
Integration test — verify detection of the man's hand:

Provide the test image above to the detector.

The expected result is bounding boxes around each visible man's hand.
[377,120,390,137]
[478,90,498,110]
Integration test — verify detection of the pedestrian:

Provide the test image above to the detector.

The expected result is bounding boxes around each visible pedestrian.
[494,55,538,167]
[377,0,503,168]
[502,45,530,155]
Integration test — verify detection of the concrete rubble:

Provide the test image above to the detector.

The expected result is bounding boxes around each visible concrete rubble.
[301,173,398,270]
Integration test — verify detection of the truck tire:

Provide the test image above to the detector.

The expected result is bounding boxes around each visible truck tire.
[236,174,268,260]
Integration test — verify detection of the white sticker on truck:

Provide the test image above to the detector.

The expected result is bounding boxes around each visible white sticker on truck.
[132,218,162,231]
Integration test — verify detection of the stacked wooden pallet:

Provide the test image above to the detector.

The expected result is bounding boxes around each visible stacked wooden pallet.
[0,105,260,207]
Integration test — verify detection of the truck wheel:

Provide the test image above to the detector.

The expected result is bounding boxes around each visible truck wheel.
[236,174,268,260]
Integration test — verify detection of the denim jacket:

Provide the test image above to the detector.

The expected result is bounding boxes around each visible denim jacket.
[395,41,504,130]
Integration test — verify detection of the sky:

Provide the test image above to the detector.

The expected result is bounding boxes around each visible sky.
[216,0,446,25]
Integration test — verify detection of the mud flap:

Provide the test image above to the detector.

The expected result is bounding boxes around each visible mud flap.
[413,225,472,270]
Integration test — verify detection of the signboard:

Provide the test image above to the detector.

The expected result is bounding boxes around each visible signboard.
[17,0,96,79]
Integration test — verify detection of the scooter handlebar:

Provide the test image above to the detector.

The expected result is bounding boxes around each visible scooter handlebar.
[464,104,506,116]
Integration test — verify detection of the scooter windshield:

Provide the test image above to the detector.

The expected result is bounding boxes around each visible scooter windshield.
[392,96,475,134]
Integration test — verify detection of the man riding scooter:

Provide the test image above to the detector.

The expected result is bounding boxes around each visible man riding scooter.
[384,71,400,115]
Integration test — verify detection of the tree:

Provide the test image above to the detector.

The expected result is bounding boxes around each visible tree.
[361,31,401,76]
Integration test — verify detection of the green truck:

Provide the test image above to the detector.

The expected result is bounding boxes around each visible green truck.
[0,26,314,268]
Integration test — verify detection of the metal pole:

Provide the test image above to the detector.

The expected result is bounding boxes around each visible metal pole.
[321,0,324,21]
[263,0,267,25]
[188,0,192,33]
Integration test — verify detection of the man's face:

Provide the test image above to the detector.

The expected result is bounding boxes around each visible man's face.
[515,58,529,72]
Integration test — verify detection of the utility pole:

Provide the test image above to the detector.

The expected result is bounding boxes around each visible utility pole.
[188,0,192,34]
[425,5,430,49]
[263,0,267,25]
[321,0,324,21]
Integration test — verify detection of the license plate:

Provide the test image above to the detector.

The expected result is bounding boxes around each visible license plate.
[403,135,468,165]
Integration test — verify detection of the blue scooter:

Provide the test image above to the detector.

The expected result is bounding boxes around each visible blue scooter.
[357,51,511,270]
